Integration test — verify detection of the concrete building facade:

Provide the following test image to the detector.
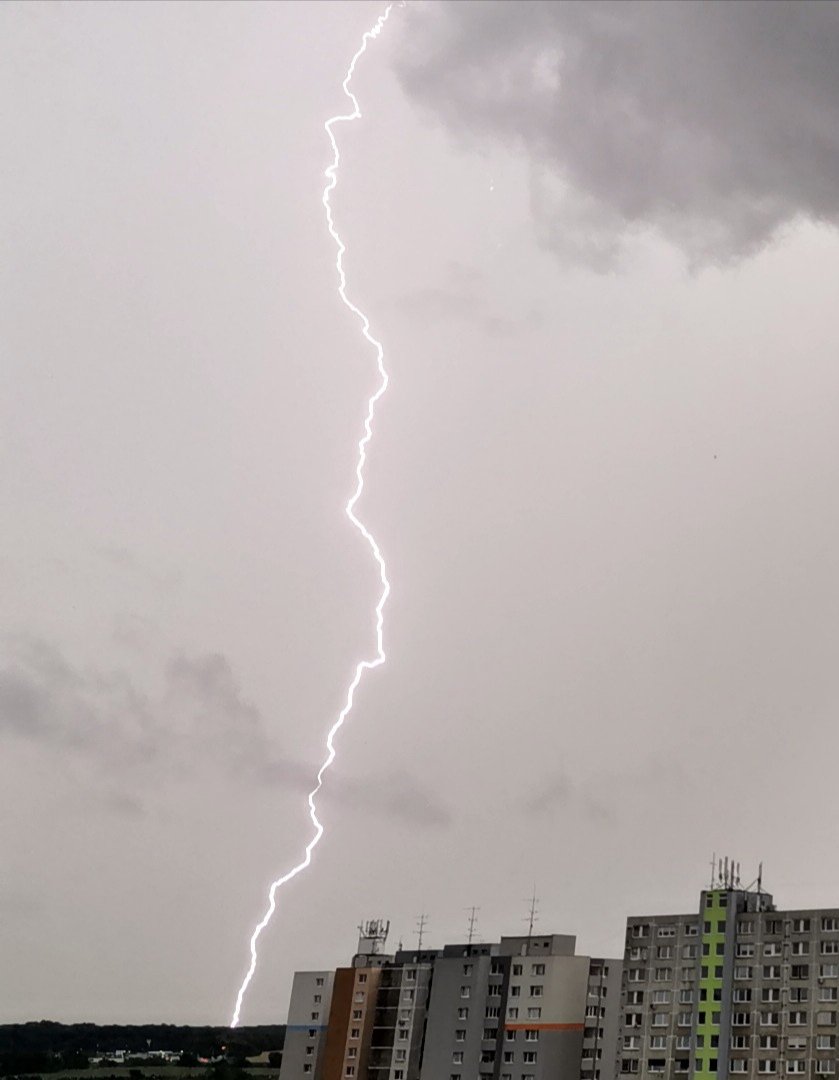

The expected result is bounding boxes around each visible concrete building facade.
[617,867,839,1079]
[279,970,335,1080]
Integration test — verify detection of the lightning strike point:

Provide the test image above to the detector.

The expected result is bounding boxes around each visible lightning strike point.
[230,3,394,1028]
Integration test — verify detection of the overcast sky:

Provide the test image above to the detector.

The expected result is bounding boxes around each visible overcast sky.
[2,0,839,1026]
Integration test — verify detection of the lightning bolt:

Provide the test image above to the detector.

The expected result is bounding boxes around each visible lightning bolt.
[230,3,393,1029]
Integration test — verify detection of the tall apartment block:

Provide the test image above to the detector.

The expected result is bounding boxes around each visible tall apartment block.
[617,860,839,1079]
[418,934,622,1080]
[278,922,622,1080]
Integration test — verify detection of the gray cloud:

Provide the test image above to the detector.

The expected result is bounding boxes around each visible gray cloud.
[397,1,839,266]
[394,261,542,335]
[0,638,450,829]
[523,770,614,823]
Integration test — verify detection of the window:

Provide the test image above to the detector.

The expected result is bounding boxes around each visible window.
[766,920,783,935]
[455,1030,466,1043]
[732,1013,752,1027]
[817,1034,837,1050]
[460,986,471,999]
[792,919,811,933]
[350,1028,360,1039]
[820,987,839,1002]
[507,1008,518,1019]
[532,963,545,975]
[631,924,650,939]
[817,1011,836,1026]
[457,1007,469,1019]
[761,1012,780,1026]
[462,964,473,976]
[821,964,839,978]
[791,965,810,980]
[823,918,839,933]
[347,1048,356,1059]
[730,1036,748,1050]
[786,1065,805,1075]
[734,989,753,1003]
[739,920,754,934]
[358,973,367,983]
[791,941,810,956]
[730,1063,748,1075]
[525,1029,539,1042]
[352,1010,362,1020]
[789,988,809,1003]
[762,989,781,1003]
[523,1052,537,1064]
[683,944,698,959]
[513,964,523,975]
[816,1065,836,1076]
[735,966,753,980]
[658,925,676,938]
[651,1013,668,1028]
[526,1007,541,1020]
[757,1063,777,1075]
[788,1011,808,1026]
[764,942,782,957]
[763,966,781,980]
[676,1036,691,1050]
[652,991,671,1005]
[787,1036,806,1051]
[654,968,672,981]
[649,1036,666,1050]
[677,1013,692,1027]
[623,1036,640,1050]
[759,1035,779,1050]
[685,924,699,937]
[627,968,646,983]
[311,1012,319,1021]
[529,985,543,997]
[679,989,694,1004]
[621,1060,639,1074]
[657,946,674,959]
[737,943,755,958]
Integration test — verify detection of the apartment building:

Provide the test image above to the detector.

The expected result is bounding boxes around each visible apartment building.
[419,934,622,1080]
[280,970,335,1080]
[279,924,621,1080]
[617,866,839,1079]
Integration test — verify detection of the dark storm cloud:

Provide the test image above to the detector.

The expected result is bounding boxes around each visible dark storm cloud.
[398,0,839,266]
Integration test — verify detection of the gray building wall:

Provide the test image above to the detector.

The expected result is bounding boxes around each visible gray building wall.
[419,944,500,1080]
[582,958,623,1080]
[279,970,334,1080]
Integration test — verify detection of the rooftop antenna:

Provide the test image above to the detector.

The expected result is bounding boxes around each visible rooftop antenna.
[466,906,480,946]
[710,852,717,889]
[524,888,539,942]
[415,913,428,951]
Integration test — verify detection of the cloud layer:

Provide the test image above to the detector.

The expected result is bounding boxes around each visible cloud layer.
[398,1,839,266]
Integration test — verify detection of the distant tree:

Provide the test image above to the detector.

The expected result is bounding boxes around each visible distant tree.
[267,1052,282,1068]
